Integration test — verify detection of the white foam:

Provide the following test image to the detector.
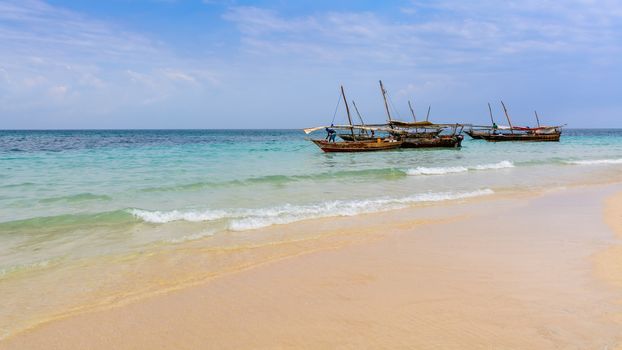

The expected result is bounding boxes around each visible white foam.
[407,166,468,175]
[407,161,514,176]
[129,189,494,231]
[229,189,494,231]
[566,158,622,165]
[471,160,515,170]
[129,208,231,224]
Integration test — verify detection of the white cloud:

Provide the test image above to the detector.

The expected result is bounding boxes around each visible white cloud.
[223,1,622,69]
[0,0,221,126]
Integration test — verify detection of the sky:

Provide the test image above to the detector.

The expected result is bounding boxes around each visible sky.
[0,0,621,129]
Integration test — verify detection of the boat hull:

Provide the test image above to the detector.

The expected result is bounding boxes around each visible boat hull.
[311,139,402,152]
[338,134,383,142]
[481,133,561,142]
[465,130,486,139]
[400,135,463,148]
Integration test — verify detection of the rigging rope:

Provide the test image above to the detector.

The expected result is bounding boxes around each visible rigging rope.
[387,93,402,120]
[330,93,341,125]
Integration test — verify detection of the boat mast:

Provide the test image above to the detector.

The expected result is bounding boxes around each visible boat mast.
[341,85,355,138]
[426,105,431,122]
[488,102,495,125]
[534,110,541,127]
[500,100,514,134]
[379,80,392,123]
[408,100,416,122]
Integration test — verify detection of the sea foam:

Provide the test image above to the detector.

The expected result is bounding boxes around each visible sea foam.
[407,160,514,176]
[129,189,494,231]
[566,158,622,165]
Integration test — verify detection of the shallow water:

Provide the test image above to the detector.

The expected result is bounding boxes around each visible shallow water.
[1,129,622,276]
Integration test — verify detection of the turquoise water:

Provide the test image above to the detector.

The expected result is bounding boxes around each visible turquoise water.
[2,129,622,275]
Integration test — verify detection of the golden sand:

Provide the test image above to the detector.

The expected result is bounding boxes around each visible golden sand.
[2,185,622,349]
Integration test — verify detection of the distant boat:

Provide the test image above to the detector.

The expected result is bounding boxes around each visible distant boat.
[467,102,563,142]
[477,132,561,142]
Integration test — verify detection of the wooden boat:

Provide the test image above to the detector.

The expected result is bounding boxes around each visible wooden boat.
[309,85,402,153]
[311,139,402,152]
[378,81,461,148]
[468,102,562,142]
[479,132,560,142]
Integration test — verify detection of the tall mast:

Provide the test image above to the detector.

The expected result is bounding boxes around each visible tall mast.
[408,100,416,122]
[341,85,355,137]
[426,105,431,122]
[500,100,514,134]
[534,110,541,127]
[488,102,494,125]
[379,80,392,122]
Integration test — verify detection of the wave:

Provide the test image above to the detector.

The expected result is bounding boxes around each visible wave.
[130,189,494,231]
[406,161,514,176]
[3,189,494,236]
[566,158,622,165]
[128,208,231,224]
[142,162,513,194]
[140,168,407,193]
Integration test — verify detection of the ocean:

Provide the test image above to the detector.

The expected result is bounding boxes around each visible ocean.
[2,129,622,276]
[2,128,622,338]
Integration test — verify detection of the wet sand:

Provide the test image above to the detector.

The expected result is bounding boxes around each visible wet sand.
[2,185,622,349]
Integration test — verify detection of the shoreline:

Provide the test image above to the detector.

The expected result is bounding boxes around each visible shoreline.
[2,183,622,348]
[1,188,504,341]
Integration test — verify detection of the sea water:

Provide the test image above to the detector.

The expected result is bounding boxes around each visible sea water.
[1,129,622,277]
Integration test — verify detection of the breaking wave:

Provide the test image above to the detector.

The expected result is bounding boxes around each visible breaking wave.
[566,158,622,165]
[406,161,514,176]
[129,189,494,231]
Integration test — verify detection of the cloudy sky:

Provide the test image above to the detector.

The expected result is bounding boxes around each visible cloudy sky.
[1,0,621,129]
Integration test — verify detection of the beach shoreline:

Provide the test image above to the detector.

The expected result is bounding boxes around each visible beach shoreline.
[2,183,622,349]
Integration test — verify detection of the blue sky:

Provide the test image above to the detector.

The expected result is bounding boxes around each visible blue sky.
[1,0,621,129]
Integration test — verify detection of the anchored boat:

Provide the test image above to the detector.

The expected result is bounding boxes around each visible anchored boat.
[467,102,563,142]
[308,86,403,153]
[378,80,463,148]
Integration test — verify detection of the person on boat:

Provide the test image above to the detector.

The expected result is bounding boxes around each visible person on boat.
[325,124,336,142]
[492,122,498,135]
[371,130,375,138]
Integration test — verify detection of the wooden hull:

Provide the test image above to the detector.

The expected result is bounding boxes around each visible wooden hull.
[465,130,486,139]
[311,139,402,153]
[481,133,560,142]
[393,130,442,139]
[400,135,463,148]
[338,134,382,142]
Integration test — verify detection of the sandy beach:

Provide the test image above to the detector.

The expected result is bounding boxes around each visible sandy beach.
[1,184,621,349]
[4,0,622,347]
